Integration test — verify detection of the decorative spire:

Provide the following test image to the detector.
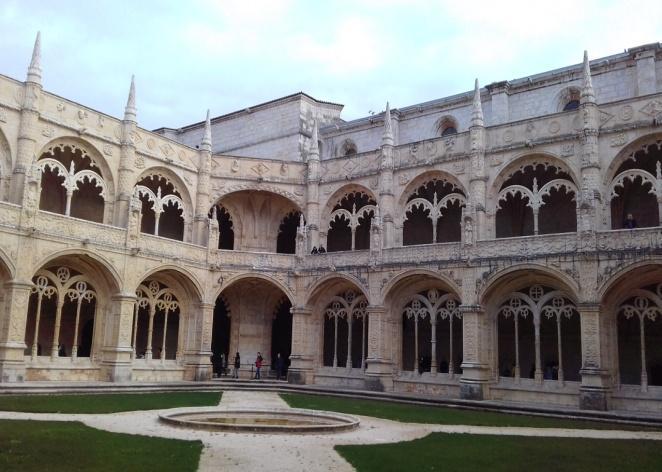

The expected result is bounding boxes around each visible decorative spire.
[26,31,42,84]
[201,109,212,151]
[471,79,484,127]
[581,50,596,104]
[382,102,393,146]
[124,75,137,122]
[309,120,320,158]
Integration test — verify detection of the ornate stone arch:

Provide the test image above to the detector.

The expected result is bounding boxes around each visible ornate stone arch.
[434,115,459,136]
[479,263,580,309]
[134,166,194,222]
[338,139,358,157]
[603,134,662,187]
[321,184,377,226]
[37,137,116,201]
[0,245,16,280]
[304,273,371,310]
[380,268,462,307]
[29,248,122,294]
[134,264,204,305]
[214,185,303,211]
[553,86,581,113]
[213,272,295,307]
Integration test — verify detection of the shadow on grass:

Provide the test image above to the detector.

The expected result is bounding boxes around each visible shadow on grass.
[0,419,202,472]
[336,433,662,472]
[0,392,222,413]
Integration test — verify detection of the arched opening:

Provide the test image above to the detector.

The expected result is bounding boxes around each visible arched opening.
[276,210,302,254]
[211,296,231,376]
[340,139,357,157]
[495,284,581,383]
[615,282,662,389]
[321,289,368,369]
[327,190,376,252]
[135,175,185,240]
[558,87,581,112]
[214,191,300,253]
[209,205,235,250]
[214,277,292,378]
[38,143,107,223]
[609,142,662,229]
[495,162,577,238]
[22,253,119,368]
[402,179,465,245]
[437,116,459,137]
[133,280,181,361]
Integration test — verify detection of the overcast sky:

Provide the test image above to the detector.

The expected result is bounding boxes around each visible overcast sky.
[1,1,661,130]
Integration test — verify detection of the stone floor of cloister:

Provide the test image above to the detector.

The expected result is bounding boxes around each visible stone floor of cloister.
[2,383,662,471]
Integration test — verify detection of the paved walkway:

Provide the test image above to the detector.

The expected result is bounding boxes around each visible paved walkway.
[1,391,662,471]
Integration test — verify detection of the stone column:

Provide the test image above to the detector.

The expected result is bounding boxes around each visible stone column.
[0,280,32,382]
[365,305,394,391]
[306,122,321,250]
[288,306,314,384]
[379,103,395,248]
[193,111,212,246]
[459,305,491,400]
[184,302,214,381]
[578,303,610,410]
[100,293,135,382]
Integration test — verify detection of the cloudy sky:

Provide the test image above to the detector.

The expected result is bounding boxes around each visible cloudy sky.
[1,1,661,130]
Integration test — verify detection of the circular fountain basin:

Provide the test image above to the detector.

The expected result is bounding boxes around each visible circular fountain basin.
[159,408,360,434]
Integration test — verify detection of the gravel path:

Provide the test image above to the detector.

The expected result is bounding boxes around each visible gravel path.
[2,390,662,471]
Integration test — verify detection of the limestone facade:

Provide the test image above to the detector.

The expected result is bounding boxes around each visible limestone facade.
[1,34,662,412]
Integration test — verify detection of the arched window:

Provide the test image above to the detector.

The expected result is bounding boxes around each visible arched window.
[402,289,462,375]
[496,285,581,383]
[134,176,185,240]
[617,283,662,389]
[24,266,98,360]
[133,281,181,361]
[558,87,581,112]
[609,142,662,229]
[340,139,358,157]
[276,211,302,254]
[323,290,368,369]
[209,205,235,250]
[327,191,376,252]
[37,143,108,223]
[436,116,459,137]
[403,179,465,245]
[496,162,577,238]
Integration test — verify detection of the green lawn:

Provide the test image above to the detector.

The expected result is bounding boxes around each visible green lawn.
[336,433,662,472]
[0,391,221,413]
[0,420,202,471]
[281,393,654,430]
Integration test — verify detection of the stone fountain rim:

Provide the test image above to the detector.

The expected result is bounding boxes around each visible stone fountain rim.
[158,407,361,434]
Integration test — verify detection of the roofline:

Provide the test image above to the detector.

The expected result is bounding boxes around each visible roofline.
[154,92,344,133]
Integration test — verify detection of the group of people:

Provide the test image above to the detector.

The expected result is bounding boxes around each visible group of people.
[211,351,287,380]
[310,246,326,254]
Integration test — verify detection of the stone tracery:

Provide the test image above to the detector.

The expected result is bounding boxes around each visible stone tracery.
[133,280,180,362]
[323,290,368,370]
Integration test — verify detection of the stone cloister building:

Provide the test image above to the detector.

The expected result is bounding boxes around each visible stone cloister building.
[1,34,662,412]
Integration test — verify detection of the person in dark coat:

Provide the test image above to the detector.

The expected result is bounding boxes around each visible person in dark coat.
[623,213,637,229]
[275,352,285,381]
[233,352,241,379]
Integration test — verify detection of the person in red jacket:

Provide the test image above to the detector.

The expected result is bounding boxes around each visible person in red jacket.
[255,352,263,379]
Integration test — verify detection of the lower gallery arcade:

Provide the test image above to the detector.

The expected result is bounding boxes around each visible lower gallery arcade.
[3,249,662,413]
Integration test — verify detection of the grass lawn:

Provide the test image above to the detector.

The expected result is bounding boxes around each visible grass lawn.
[281,393,655,430]
[0,391,221,413]
[0,419,202,472]
[336,433,662,472]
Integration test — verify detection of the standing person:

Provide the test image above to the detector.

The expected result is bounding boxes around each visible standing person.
[255,352,263,379]
[623,213,638,229]
[219,352,225,377]
[233,352,241,379]
[275,352,285,381]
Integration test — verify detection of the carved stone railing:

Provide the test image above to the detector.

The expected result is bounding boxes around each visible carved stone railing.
[301,250,371,269]
[0,201,21,229]
[138,233,207,264]
[215,249,296,270]
[35,210,126,247]
[596,226,662,251]
[475,232,578,259]
[384,242,463,264]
